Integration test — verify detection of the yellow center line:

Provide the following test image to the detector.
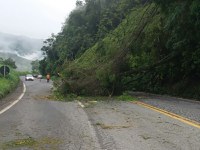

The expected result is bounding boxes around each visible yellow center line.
[132,101,200,129]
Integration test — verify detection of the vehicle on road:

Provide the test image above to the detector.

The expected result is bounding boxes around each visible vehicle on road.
[37,74,42,79]
[25,74,34,81]
[32,74,38,78]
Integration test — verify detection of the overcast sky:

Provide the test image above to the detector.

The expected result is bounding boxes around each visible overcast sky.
[0,0,77,39]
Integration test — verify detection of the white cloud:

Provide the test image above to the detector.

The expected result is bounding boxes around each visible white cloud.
[0,0,77,39]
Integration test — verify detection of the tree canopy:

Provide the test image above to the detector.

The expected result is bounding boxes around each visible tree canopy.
[39,0,200,99]
[0,57,17,69]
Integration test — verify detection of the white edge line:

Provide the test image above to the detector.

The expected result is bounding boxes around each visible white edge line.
[77,101,85,108]
[0,82,26,115]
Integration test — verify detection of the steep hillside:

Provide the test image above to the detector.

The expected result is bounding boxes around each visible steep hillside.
[40,0,200,99]
[59,4,159,96]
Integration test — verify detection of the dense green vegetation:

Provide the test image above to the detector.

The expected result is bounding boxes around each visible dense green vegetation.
[0,64,19,99]
[31,60,40,74]
[0,57,17,69]
[39,0,200,99]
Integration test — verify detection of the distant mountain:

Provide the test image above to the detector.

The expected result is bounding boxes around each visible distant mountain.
[0,52,31,71]
[0,32,43,71]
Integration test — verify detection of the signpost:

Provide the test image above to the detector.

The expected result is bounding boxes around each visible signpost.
[0,66,10,77]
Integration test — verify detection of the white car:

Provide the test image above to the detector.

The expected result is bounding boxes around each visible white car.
[37,74,42,79]
[25,74,34,81]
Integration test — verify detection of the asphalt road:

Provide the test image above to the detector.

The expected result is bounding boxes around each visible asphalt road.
[130,92,200,122]
[0,78,100,150]
[0,78,200,150]
[85,101,200,150]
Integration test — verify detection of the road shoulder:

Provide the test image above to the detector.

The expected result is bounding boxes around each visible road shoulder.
[0,79,23,112]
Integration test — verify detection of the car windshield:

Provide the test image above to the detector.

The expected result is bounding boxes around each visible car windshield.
[26,74,33,77]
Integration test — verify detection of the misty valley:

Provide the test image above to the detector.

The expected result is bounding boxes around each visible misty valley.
[0,32,43,71]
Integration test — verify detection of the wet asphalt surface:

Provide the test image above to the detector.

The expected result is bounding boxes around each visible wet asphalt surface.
[85,101,200,150]
[0,77,100,150]
[129,92,200,123]
[0,78,200,150]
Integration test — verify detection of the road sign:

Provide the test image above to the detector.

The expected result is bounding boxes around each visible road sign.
[0,66,10,77]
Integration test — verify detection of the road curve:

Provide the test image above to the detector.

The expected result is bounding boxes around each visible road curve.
[0,78,200,150]
[0,78,100,150]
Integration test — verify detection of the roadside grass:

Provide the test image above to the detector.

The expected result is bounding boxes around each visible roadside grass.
[0,68,19,99]
[1,137,62,150]
[53,91,111,102]
[1,137,36,149]
[53,91,77,102]
[116,92,138,101]
[52,91,138,103]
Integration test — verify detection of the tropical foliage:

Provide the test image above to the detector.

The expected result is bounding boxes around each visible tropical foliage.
[31,60,40,73]
[39,0,200,99]
[0,65,19,99]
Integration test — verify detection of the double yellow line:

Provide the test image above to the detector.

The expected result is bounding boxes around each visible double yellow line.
[133,101,200,129]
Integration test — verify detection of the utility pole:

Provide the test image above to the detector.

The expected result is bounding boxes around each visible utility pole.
[4,65,5,77]
[0,65,10,77]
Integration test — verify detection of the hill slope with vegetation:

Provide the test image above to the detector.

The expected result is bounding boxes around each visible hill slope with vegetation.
[39,0,200,99]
